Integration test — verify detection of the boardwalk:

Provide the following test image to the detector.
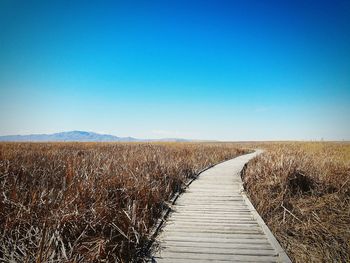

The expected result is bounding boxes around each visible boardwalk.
[153,150,291,263]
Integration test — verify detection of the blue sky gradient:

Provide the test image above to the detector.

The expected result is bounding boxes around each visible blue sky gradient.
[1,0,349,140]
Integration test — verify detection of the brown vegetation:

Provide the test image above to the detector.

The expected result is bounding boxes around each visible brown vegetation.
[0,142,246,262]
[2,141,349,262]
[242,142,350,262]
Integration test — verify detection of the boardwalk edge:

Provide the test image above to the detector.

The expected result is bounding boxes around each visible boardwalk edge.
[239,152,292,263]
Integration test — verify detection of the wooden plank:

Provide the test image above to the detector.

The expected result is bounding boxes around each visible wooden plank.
[170,209,250,213]
[160,236,272,244]
[162,228,263,235]
[169,215,254,220]
[175,201,246,205]
[165,224,262,230]
[174,204,248,209]
[160,241,274,250]
[165,218,259,224]
[180,197,242,201]
[155,258,273,263]
[160,232,267,240]
[156,252,277,262]
[173,208,252,212]
[162,221,260,229]
[170,212,253,217]
[172,211,252,215]
[162,246,277,256]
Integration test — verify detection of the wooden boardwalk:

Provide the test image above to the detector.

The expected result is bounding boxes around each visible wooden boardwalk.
[153,151,291,263]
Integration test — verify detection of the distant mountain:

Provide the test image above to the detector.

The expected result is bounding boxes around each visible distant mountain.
[0,131,189,142]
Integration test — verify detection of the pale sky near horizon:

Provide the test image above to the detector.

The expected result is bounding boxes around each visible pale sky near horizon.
[1,0,349,141]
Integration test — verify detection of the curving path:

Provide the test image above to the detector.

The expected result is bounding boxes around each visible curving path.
[153,150,291,263]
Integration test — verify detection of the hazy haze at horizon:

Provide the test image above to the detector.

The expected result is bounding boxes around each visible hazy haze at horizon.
[1,0,349,141]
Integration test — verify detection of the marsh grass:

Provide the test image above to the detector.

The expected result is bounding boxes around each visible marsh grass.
[0,142,246,262]
[242,142,350,262]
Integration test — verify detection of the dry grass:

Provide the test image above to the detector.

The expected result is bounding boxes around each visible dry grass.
[0,142,246,262]
[242,142,350,262]
[2,141,348,262]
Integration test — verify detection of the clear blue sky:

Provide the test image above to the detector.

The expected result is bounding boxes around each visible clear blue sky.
[1,0,349,140]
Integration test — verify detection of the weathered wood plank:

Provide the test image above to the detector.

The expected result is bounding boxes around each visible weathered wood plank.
[160,236,273,244]
[166,219,256,224]
[161,241,275,250]
[155,259,273,263]
[160,232,268,240]
[164,225,262,231]
[156,252,278,262]
[162,246,277,256]
[162,228,263,235]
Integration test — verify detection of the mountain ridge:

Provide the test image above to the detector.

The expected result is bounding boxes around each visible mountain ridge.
[0,131,189,142]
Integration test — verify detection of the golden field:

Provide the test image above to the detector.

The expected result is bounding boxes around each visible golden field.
[1,141,349,262]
